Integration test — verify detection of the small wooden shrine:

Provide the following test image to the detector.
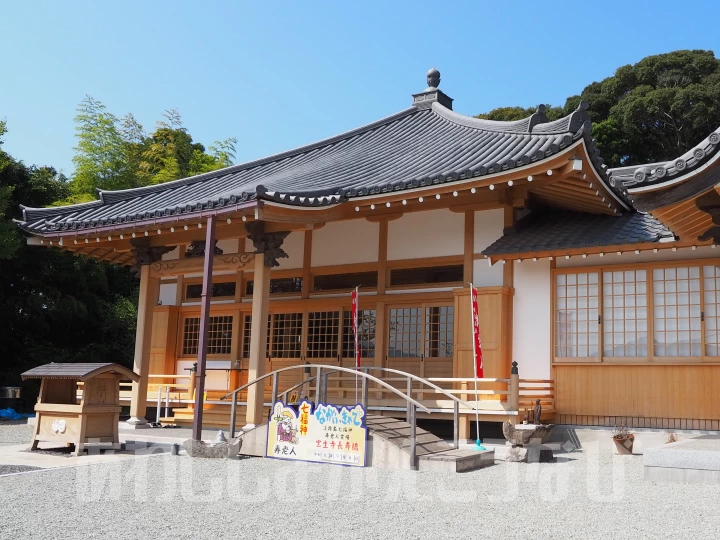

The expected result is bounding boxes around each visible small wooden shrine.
[22,363,139,456]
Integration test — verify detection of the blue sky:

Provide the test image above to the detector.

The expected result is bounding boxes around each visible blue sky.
[1,0,719,176]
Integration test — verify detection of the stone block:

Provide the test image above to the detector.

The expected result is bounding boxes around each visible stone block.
[183,437,242,459]
[505,444,555,463]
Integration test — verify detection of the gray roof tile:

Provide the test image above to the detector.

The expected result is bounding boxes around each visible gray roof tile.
[482,210,673,257]
[21,363,140,381]
[18,100,622,235]
[608,127,720,190]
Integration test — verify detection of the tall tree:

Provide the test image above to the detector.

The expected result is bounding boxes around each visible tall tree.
[475,50,720,168]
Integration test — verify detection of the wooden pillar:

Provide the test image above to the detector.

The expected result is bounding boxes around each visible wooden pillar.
[464,210,474,285]
[245,252,271,426]
[192,215,216,441]
[128,264,160,426]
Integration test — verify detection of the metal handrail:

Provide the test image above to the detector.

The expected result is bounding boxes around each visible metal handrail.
[323,366,477,411]
[218,364,433,471]
[279,376,318,403]
[220,365,429,413]
[319,366,479,455]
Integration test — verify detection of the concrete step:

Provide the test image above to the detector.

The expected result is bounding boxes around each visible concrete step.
[366,415,494,472]
[418,448,495,473]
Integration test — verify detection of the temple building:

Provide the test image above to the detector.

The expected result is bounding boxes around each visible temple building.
[16,69,720,435]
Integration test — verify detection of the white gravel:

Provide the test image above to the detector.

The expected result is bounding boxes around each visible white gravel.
[1,436,719,539]
[0,421,33,446]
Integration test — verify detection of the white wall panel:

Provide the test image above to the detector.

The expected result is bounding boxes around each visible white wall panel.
[388,209,463,260]
[513,260,551,379]
[312,219,379,266]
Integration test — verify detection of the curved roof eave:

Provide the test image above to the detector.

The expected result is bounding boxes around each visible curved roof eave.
[609,126,720,193]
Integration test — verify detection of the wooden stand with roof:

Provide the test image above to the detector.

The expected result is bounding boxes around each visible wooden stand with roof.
[22,363,140,456]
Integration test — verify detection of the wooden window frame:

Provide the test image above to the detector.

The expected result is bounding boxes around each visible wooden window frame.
[386,300,455,361]
[386,255,465,291]
[179,313,236,359]
[182,276,238,302]
[552,257,720,366]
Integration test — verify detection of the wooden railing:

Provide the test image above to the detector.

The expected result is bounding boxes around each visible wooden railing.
[98,368,555,421]
[518,379,555,420]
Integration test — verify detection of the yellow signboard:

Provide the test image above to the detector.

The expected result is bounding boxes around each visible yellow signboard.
[266,400,367,467]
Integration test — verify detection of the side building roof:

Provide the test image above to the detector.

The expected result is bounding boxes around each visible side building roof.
[482,209,673,260]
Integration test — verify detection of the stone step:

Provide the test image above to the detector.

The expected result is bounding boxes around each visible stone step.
[366,415,494,472]
[418,448,495,473]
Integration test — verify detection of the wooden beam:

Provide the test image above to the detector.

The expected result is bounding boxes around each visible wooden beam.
[302,230,312,299]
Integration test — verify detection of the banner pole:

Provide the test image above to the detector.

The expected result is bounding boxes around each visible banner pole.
[353,286,360,404]
[470,283,485,450]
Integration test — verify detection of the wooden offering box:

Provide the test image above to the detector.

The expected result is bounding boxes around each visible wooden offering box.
[22,363,139,456]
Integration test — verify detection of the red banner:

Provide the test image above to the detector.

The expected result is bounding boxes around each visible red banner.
[470,285,484,378]
[351,287,360,368]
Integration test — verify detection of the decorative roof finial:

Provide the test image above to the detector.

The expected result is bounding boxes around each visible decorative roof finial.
[427,67,440,89]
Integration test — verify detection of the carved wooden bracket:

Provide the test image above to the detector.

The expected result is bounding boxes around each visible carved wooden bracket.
[130,239,175,276]
[149,253,255,278]
[245,221,289,267]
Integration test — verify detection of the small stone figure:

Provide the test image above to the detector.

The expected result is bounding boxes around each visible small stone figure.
[534,399,542,425]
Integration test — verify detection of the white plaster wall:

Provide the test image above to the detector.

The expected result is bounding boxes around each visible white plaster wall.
[388,209,464,260]
[217,238,239,254]
[312,219,379,266]
[162,246,180,260]
[473,209,504,286]
[276,231,304,270]
[557,245,719,269]
[513,260,551,379]
[159,282,177,306]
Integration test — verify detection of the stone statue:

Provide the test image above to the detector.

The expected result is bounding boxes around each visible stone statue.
[534,399,542,425]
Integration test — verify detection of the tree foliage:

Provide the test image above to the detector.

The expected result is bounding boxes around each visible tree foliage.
[475,50,720,168]
[63,97,237,202]
[1,98,236,403]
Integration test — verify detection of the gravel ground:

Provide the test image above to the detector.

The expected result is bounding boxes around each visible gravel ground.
[1,440,719,540]
[0,464,41,475]
[0,421,32,446]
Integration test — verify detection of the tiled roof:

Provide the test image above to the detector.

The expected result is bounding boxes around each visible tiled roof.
[607,127,720,191]
[17,97,619,236]
[482,210,673,256]
[21,363,139,381]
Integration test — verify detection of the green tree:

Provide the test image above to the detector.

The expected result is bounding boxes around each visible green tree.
[475,50,720,168]
[0,122,137,399]
[65,99,237,199]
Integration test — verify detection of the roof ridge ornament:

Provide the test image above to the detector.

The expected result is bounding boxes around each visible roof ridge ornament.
[412,68,453,110]
[527,104,549,133]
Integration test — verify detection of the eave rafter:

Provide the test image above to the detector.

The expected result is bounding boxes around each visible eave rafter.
[483,238,712,265]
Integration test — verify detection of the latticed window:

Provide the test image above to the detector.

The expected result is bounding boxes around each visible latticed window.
[555,272,599,358]
[241,314,271,359]
[704,265,720,356]
[342,309,376,358]
[602,270,647,357]
[424,306,454,358]
[388,308,422,358]
[185,281,236,300]
[653,266,701,357]
[307,311,340,358]
[182,316,233,355]
[271,313,303,358]
[313,272,378,291]
[389,265,463,287]
[245,277,303,295]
